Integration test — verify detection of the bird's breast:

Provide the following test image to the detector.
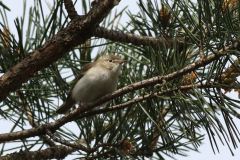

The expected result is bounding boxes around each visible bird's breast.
[71,68,118,104]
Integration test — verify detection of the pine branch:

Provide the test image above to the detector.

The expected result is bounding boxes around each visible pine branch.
[63,0,78,20]
[1,0,240,158]
[0,0,120,102]
[25,106,56,147]
[0,145,76,160]
[74,83,215,120]
[94,26,184,48]
[1,36,238,143]
[17,90,56,147]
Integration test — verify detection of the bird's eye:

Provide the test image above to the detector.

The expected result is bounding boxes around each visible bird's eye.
[109,59,113,62]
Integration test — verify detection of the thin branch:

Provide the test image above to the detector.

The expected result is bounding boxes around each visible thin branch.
[0,40,238,143]
[46,128,119,153]
[46,129,88,151]
[17,91,55,147]
[0,142,119,160]
[25,106,55,147]
[199,40,205,59]
[94,27,184,48]
[64,0,78,20]
[16,91,56,147]
[74,83,215,120]
[0,0,120,102]
[0,145,76,160]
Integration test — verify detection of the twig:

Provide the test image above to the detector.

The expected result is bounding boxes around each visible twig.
[25,106,55,147]
[73,82,215,120]
[46,128,119,153]
[17,91,55,147]
[0,145,75,160]
[199,40,205,59]
[0,40,238,143]
[45,129,88,151]
[0,0,120,102]
[94,27,184,48]
[63,0,78,20]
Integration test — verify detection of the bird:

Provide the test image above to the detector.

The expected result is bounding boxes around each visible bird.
[56,54,127,114]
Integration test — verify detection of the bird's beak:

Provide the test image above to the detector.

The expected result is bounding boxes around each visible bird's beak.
[118,60,127,65]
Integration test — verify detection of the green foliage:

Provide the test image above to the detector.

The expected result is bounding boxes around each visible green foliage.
[0,0,240,159]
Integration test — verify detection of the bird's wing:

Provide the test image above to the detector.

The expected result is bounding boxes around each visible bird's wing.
[66,61,96,100]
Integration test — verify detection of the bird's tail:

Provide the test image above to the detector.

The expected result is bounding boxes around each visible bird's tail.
[56,99,76,114]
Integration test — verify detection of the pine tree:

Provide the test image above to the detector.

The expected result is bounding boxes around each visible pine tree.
[0,0,240,159]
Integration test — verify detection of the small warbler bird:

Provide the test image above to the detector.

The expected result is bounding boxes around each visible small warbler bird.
[56,54,126,114]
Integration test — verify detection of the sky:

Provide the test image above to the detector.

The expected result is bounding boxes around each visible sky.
[1,0,240,160]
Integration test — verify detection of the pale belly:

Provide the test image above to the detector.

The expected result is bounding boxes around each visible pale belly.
[71,70,117,104]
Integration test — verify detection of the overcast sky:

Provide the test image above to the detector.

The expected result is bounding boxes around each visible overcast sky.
[1,0,240,159]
